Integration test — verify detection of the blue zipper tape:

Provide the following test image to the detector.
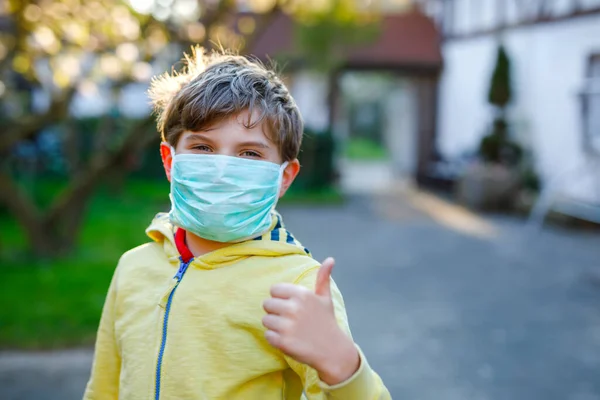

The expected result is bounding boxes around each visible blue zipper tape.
[155,258,192,400]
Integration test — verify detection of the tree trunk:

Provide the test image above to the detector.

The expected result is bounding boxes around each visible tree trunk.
[52,188,93,254]
[0,115,157,259]
[25,222,61,259]
[0,171,59,258]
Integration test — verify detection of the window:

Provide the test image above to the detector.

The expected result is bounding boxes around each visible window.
[582,54,600,156]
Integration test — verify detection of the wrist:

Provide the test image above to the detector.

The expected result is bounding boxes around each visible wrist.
[316,335,360,386]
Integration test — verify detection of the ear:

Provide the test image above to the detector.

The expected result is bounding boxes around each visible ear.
[160,142,174,182]
[279,159,300,198]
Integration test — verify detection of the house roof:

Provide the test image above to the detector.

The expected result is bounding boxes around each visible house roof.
[248,10,442,70]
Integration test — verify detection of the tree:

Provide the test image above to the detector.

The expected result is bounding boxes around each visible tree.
[479,44,521,166]
[0,0,171,257]
[292,0,380,72]
[0,0,380,258]
[487,44,512,114]
[0,0,253,258]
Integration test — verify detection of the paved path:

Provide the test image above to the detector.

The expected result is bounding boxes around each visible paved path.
[1,190,599,400]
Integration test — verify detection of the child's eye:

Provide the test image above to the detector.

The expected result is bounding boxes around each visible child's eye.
[241,150,261,158]
[192,145,212,152]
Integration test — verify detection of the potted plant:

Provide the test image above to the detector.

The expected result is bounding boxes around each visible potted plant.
[457,44,525,210]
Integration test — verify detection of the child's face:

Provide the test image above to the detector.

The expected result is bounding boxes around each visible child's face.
[160,109,300,198]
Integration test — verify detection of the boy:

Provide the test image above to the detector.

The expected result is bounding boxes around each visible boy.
[84,47,391,399]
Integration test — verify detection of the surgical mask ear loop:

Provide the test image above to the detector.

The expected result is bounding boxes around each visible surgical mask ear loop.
[276,161,290,197]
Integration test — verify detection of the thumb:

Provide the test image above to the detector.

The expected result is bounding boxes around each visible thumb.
[315,257,335,297]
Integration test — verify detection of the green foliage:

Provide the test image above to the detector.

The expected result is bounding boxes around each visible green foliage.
[292,0,381,71]
[344,137,388,160]
[487,45,512,108]
[479,45,524,168]
[294,128,337,191]
[1,0,172,96]
[521,165,541,192]
[0,179,169,349]
[478,118,522,166]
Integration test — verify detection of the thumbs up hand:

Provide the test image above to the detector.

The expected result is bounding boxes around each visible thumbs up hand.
[262,258,360,385]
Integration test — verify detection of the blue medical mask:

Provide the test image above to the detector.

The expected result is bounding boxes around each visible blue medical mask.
[168,150,288,243]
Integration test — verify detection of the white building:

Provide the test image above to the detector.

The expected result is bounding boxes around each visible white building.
[418,0,600,210]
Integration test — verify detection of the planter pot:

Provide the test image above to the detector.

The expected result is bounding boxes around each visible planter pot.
[456,163,521,211]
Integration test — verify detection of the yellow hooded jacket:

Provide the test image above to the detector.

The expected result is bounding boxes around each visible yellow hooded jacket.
[84,213,390,400]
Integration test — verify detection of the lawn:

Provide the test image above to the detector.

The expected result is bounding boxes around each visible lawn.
[343,137,389,160]
[0,180,170,349]
[0,179,342,349]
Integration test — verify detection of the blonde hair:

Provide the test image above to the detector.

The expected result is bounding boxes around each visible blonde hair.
[148,47,304,161]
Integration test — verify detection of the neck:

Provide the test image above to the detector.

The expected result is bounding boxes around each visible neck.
[185,230,231,257]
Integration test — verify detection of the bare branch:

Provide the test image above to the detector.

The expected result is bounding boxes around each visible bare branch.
[0,86,77,153]
[0,169,43,236]
[46,115,157,225]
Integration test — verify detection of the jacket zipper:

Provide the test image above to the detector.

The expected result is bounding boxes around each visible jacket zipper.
[155,257,193,400]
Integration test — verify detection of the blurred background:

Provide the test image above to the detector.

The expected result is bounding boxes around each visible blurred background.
[0,0,599,399]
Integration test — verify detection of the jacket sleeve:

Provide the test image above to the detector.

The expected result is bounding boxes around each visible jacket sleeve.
[285,268,392,400]
[83,264,121,400]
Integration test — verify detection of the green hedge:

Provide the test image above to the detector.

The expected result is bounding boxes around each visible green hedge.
[294,128,336,191]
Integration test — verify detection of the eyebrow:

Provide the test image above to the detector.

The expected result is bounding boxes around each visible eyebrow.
[185,133,214,142]
[237,141,270,149]
[185,134,270,149]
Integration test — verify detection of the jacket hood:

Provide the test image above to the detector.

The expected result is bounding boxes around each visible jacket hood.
[145,211,312,269]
